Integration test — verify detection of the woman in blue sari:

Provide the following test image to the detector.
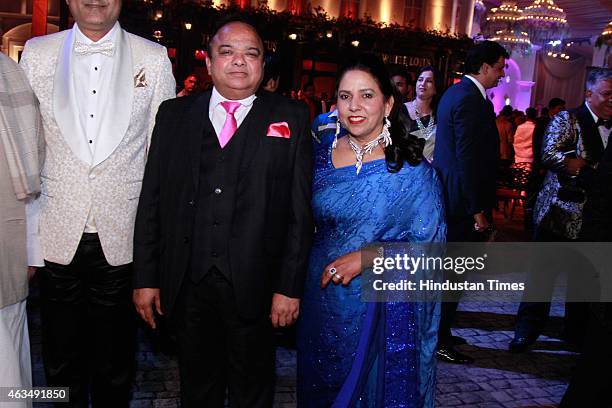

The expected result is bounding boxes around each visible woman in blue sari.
[297,54,446,408]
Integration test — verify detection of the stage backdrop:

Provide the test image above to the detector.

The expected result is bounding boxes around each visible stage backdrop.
[533,53,588,110]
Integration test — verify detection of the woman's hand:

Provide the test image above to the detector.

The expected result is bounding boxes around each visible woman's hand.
[321,251,363,288]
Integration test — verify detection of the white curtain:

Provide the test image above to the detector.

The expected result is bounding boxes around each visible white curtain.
[533,53,588,110]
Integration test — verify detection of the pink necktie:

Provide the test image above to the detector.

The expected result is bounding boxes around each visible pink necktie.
[218,101,241,148]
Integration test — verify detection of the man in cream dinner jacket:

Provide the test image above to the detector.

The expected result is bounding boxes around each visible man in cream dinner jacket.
[20,0,175,405]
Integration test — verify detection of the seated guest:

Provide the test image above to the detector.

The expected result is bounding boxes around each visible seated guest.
[297,53,445,407]
[404,66,441,162]
[513,107,537,163]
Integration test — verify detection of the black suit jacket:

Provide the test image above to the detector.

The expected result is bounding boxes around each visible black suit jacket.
[433,77,499,219]
[580,136,612,241]
[133,90,314,318]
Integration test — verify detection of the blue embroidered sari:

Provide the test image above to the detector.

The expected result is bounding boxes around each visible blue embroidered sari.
[297,143,445,407]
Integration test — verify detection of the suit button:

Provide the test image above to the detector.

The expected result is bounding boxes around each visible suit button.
[188,200,195,206]
[213,221,219,226]
[89,173,96,180]
[183,236,190,243]
[214,187,222,195]
[211,252,218,257]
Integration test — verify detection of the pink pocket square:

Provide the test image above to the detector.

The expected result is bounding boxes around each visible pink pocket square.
[267,122,291,139]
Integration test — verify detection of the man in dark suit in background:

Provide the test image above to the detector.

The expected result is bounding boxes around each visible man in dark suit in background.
[510,68,612,353]
[133,17,313,407]
[561,69,612,406]
[433,40,508,364]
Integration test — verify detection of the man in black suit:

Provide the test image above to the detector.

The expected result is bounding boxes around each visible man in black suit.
[561,69,612,406]
[510,68,611,353]
[133,17,313,407]
[433,41,508,364]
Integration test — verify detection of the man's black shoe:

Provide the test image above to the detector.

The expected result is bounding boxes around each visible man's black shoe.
[451,335,467,345]
[436,347,474,364]
[508,336,536,353]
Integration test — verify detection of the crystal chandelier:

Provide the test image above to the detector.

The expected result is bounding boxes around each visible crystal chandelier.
[489,29,532,54]
[483,1,531,53]
[597,21,612,47]
[485,0,523,30]
[522,0,569,45]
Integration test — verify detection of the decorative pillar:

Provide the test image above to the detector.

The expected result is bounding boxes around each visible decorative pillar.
[287,0,303,15]
[340,0,357,18]
[422,0,453,32]
[31,0,48,37]
[459,0,476,36]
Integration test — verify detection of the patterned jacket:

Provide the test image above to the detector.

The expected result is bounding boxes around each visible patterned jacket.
[534,103,605,239]
[20,25,176,266]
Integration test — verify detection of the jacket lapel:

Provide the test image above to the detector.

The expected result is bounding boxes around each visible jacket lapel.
[576,103,604,162]
[53,28,92,165]
[187,91,212,192]
[92,27,133,166]
[236,91,271,171]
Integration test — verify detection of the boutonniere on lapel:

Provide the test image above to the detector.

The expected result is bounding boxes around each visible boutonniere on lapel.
[266,122,291,139]
[134,68,147,88]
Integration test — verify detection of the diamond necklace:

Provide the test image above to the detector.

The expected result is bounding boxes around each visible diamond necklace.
[414,108,435,141]
[347,134,384,175]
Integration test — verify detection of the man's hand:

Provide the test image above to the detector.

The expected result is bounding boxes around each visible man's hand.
[565,157,587,176]
[270,293,300,328]
[27,266,37,281]
[133,288,163,329]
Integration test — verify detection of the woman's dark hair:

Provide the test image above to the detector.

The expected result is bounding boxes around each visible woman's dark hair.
[416,65,442,115]
[336,53,423,172]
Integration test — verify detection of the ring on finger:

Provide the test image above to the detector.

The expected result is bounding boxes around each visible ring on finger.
[328,267,337,276]
[334,273,342,280]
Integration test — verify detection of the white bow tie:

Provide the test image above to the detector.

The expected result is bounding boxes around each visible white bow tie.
[73,40,115,57]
